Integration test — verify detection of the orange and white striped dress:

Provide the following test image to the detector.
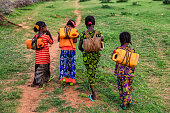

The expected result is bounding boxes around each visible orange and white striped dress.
[35,34,53,64]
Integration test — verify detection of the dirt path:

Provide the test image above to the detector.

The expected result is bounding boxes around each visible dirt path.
[55,0,101,109]
[17,0,90,112]
[74,0,81,26]
[17,36,59,113]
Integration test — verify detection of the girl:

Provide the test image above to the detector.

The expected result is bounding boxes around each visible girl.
[111,32,136,110]
[78,16,104,101]
[28,21,53,89]
[58,20,78,86]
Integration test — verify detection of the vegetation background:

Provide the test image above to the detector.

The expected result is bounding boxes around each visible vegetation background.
[0,0,169,112]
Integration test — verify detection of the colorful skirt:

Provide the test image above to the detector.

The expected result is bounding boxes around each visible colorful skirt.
[59,50,76,83]
[117,75,134,106]
[33,63,50,86]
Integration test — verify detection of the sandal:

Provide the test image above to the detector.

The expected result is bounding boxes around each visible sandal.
[88,95,96,102]
[120,104,126,110]
[48,75,54,82]
[39,84,45,90]
[70,82,74,86]
[62,78,66,85]
[89,85,91,90]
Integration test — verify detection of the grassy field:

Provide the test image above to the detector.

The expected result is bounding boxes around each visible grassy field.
[0,0,169,112]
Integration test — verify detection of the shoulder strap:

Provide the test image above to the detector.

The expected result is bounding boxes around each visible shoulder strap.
[93,31,98,38]
[84,31,91,39]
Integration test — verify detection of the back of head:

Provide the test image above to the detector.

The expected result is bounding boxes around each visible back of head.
[85,15,95,27]
[119,32,132,46]
[66,20,76,28]
[34,21,46,32]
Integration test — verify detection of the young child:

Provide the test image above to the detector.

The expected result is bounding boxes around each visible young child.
[58,20,79,86]
[28,21,53,89]
[78,16,104,101]
[111,32,136,110]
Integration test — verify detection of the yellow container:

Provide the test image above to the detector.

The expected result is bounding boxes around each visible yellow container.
[26,39,44,49]
[112,49,139,68]
[59,27,79,39]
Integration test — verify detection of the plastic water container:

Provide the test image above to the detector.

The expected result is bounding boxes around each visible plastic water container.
[112,49,139,68]
[59,27,79,39]
[26,39,44,49]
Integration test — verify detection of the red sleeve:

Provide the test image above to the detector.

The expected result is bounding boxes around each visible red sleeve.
[46,35,53,44]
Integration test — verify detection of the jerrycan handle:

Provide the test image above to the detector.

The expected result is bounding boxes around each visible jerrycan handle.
[112,53,117,62]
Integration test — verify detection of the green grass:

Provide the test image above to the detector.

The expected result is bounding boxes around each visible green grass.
[76,0,170,112]
[0,0,169,112]
[0,0,77,112]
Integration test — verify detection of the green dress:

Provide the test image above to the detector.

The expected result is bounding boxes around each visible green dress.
[79,30,103,85]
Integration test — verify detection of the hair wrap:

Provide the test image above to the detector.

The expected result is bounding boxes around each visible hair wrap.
[34,25,39,30]
[88,21,92,25]
[70,20,75,28]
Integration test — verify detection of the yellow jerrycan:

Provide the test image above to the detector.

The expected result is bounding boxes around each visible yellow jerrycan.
[26,39,44,49]
[112,49,139,68]
[59,27,79,39]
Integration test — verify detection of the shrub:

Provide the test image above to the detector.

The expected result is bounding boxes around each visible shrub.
[153,0,162,1]
[0,0,55,14]
[101,4,111,8]
[101,0,111,3]
[132,2,137,5]
[79,0,90,2]
[132,1,141,6]
[163,0,170,4]
[0,0,14,14]
[117,0,128,2]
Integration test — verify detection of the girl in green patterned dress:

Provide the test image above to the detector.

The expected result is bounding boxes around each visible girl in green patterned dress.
[78,16,104,101]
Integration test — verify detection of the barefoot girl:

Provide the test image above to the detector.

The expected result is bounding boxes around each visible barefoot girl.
[58,20,79,86]
[111,32,136,110]
[78,16,104,101]
[29,21,53,89]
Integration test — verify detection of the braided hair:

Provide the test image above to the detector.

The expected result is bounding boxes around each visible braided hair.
[119,32,132,46]
[66,20,76,28]
[85,15,95,27]
[34,21,46,32]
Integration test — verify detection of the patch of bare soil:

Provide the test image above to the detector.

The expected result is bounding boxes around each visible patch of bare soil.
[59,85,101,108]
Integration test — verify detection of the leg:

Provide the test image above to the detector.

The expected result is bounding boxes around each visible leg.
[117,77,124,106]
[128,76,134,104]
[59,50,66,84]
[70,50,76,84]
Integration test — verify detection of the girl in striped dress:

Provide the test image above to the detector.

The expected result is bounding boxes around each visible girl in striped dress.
[28,21,53,89]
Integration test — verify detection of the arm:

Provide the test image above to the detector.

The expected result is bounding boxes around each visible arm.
[73,38,77,43]
[78,40,84,52]
[58,33,60,42]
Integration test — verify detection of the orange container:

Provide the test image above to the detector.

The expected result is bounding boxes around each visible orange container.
[26,39,32,49]
[112,49,139,68]
[26,39,44,49]
[59,27,79,39]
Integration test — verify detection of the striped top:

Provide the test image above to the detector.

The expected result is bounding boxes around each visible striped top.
[35,34,53,64]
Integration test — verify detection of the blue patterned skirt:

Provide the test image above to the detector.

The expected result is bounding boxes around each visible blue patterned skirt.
[59,50,76,83]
